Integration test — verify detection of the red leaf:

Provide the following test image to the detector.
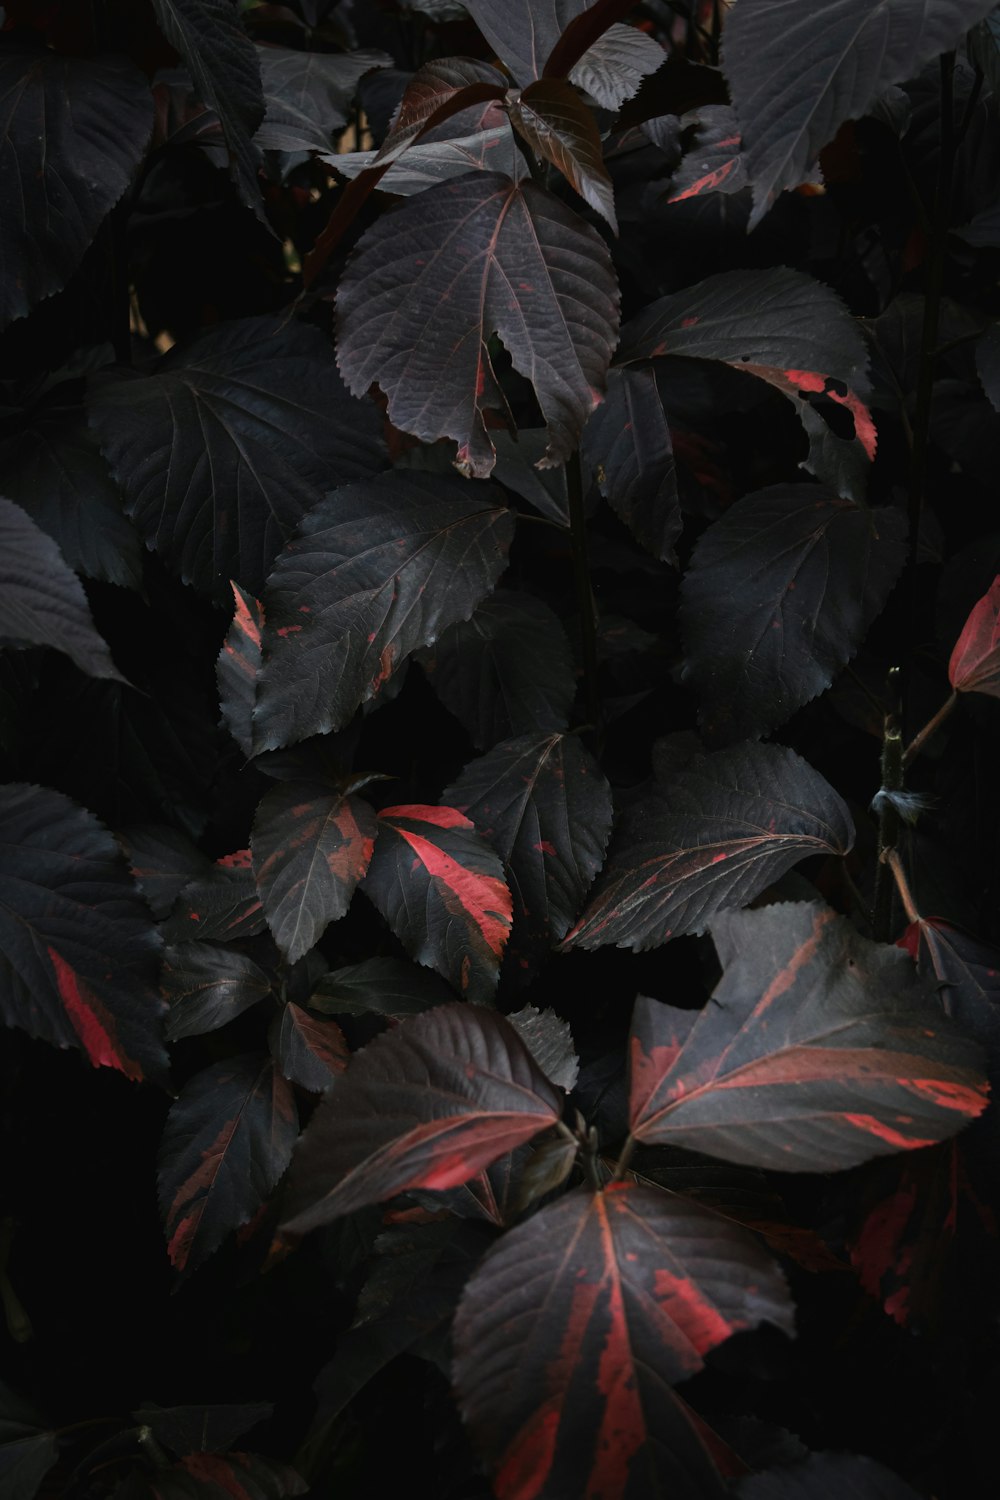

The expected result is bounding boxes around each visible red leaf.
[144,1451,306,1500]
[948,575,1000,697]
[217,583,264,757]
[271,1003,349,1093]
[280,1004,563,1234]
[362,804,513,1002]
[453,1183,791,1500]
[165,851,266,943]
[628,903,989,1172]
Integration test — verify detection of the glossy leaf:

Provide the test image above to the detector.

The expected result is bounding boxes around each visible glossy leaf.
[87,317,385,597]
[618,267,876,502]
[361,805,513,1002]
[281,1004,563,1233]
[162,944,272,1042]
[0,498,125,681]
[445,732,614,965]
[628,902,989,1171]
[0,49,152,329]
[271,1003,349,1093]
[581,364,681,563]
[506,79,617,230]
[336,173,620,477]
[681,486,908,743]
[453,1182,791,1500]
[948,574,1000,697]
[564,742,853,952]
[150,0,266,215]
[252,783,377,963]
[327,125,527,195]
[158,1055,299,1273]
[253,472,514,752]
[737,1451,923,1499]
[0,784,166,1083]
[418,591,576,750]
[217,585,264,758]
[255,46,392,154]
[164,852,266,944]
[374,57,508,165]
[309,956,455,1019]
[722,0,1000,228]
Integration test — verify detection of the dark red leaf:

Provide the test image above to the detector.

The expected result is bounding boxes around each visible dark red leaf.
[121,825,211,922]
[280,1004,563,1233]
[0,784,166,1083]
[581,364,681,563]
[445,732,614,967]
[418,591,577,750]
[667,106,747,203]
[271,1003,348,1093]
[309,956,455,1019]
[374,57,508,166]
[904,917,1000,1053]
[335,173,619,477]
[131,1403,274,1456]
[0,498,125,682]
[506,79,618,230]
[158,1055,299,1273]
[217,585,264,758]
[618,267,876,502]
[165,852,266,943]
[148,1451,306,1500]
[253,472,514,751]
[681,486,907,743]
[362,804,513,1002]
[327,122,527,195]
[948,574,1000,697]
[628,902,989,1171]
[721,0,1000,229]
[453,1182,791,1500]
[563,742,853,952]
[737,1451,923,1498]
[508,1005,580,1092]
[251,783,377,962]
[162,943,272,1042]
[254,45,392,154]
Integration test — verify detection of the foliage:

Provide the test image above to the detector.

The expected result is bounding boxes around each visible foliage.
[2,2,1000,1497]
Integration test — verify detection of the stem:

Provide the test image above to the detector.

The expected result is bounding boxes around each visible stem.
[903,689,958,766]
[885,847,922,926]
[612,1135,636,1181]
[872,696,904,942]
[567,449,602,742]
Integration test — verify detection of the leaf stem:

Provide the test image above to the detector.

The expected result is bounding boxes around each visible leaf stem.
[567,449,603,743]
[872,681,904,942]
[885,847,922,926]
[612,1135,636,1181]
[903,689,957,766]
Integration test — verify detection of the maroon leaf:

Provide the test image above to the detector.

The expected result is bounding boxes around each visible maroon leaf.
[121,825,211,922]
[253,472,514,751]
[506,79,617,230]
[362,805,513,1002]
[0,498,125,682]
[251,783,377,962]
[444,732,614,967]
[563,742,853,952]
[217,584,264,758]
[667,107,747,203]
[618,267,876,502]
[453,1182,791,1500]
[680,486,908,743]
[309,956,455,1019]
[418,591,577,750]
[581,364,681,563]
[902,917,1000,1054]
[0,784,166,1083]
[508,1004,580,1092]
[280,1004,563,1233]
[271,1003,349,1092]
[158,1055,299,1273]
[628,902,989,1172]
[948,574,1000,697]
[721,0,1000,229]
[254,45,392,154]
[326,124,527,195]
[165,851,266,943]
[335,173,620,477]
[131,1403,274,1456]
[374,57,508,166]
[737,1451,923,1499]
[163,943,273,1042]
[142,1451,306,1500]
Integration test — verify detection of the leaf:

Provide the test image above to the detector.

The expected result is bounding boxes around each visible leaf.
[251,783,377,963]
[0,49,153,329]
[0,783,166,1083]
[506,79,617,230]
[618,267,876,502]
[217,585,264,757]
[667,106,748,203]
[271,1003,349,1093]
[418,591,577,750]
[904,918,1000,1054]
[132,1403,274,1456]
[164,852,266,944]
[737,1451,923,1499]
[680,486,908,743]
[722,0,1000,229]
[566,24,666,111]
[581,365,681,563]
[255,46,392,154]
[281,1004,564,1233]
[976,322,1000,412]
[120,825,211,922]
[87,317,386,598]
[0,1384,58,1500]
[158,1054,299,1273]
[0,498,125,681]
[361,805,513,1002]
[253,472,514,751]
[140,1452,306,1500]
[162,944,273,1042]
[326,126,528,196]
[149,0,266,215]
[444,732,614,965]
[335,172,620,477]
[374,57,509,165]
[309,957,456,1019]
[453,1182,791,1500]
[508,1005,580,1092]
[628,902,989,1171]
[948,574,1000,696]
[564,742,854,952]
